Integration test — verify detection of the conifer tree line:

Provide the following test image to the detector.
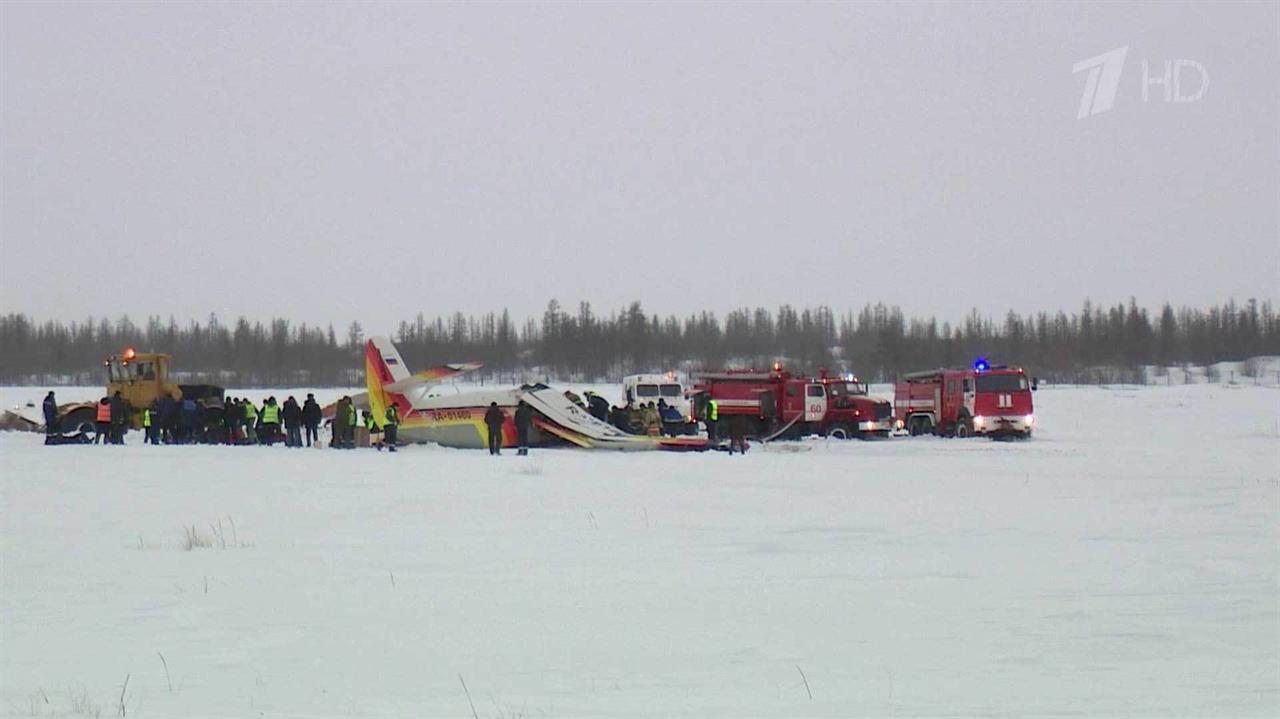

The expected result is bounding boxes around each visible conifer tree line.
[1,298,1277,387]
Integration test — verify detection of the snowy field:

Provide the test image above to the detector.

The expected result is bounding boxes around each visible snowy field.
[1,384,1277,718]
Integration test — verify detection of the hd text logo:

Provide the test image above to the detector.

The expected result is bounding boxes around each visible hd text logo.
[1073,47,1209,119]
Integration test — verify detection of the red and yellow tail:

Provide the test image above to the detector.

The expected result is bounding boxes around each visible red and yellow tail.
[365,337,410,429]
[365,336,484,429]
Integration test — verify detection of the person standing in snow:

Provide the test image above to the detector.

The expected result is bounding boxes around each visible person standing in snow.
[223,398,239,444]
[362,409,379,449]
[344,397,358,448]
[382,402,399,452]
[513,400,533,456]
[302,394,321,447]
[243,397,258,444]
[94,397,111,445]
[282,396,302,447]
[109,391,127,444]
[260,397,280,446]
[484,401,505,455]
[42,391,58,444]
[704,397,719,443]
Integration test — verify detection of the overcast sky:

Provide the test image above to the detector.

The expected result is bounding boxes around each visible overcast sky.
[2,1,1276,335]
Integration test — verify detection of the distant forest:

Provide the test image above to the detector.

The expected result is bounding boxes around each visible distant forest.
[2,298,1278,387]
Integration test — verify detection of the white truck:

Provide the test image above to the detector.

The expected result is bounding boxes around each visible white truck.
[621,373,698,435]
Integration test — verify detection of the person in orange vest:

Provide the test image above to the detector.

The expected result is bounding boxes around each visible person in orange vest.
[93,397,111,445]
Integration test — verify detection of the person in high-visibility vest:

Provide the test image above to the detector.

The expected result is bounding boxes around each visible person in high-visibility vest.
[243,399,258,444]
[363,409,380,449]
[705,397,719,443]
[142,406,154,445]
[260,398,280,446]
[382,403,399,452]
[94,397,111,445]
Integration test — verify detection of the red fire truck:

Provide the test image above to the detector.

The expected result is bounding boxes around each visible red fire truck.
[691,364,893,440]
[893,361,1035,438]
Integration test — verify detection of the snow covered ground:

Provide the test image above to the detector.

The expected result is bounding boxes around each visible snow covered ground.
[1,384,1277,718]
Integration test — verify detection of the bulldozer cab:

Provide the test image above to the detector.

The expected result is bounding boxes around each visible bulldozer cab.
[105,350,183,423]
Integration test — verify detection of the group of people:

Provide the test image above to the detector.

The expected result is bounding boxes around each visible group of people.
[483,400,532,455]
[565,389,685,436]
[209,394,323,447]
[328,395,400,451]
[41,390,401,450]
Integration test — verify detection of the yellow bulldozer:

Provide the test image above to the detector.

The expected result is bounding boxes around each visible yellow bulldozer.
[55,348,225,434]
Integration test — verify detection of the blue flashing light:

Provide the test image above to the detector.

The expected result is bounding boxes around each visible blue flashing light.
[974,357,990,372]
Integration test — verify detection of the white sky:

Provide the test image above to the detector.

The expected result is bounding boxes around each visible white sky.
[1,1,1276,335]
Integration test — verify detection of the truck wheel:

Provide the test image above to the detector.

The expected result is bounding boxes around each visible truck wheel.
[954,414,973,438]
[826,425,850,440]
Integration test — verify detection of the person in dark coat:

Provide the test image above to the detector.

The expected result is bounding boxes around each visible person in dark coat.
[42,391,58,443]
[586,392,610,422]
[109,391,126,444]
[483,401,505,455]
[331,396,348,449]
[513,400,533,456]
[302,394,321,447]
[180,398,198,443]
[159,394,178,444]
[282,396,302,448]
[223,399,239,444]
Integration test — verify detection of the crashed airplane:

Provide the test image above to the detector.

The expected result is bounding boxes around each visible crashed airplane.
[363,337,707,451]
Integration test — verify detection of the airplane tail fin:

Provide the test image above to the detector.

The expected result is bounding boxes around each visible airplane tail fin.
[366,337,412,428]
[365,336,485,428]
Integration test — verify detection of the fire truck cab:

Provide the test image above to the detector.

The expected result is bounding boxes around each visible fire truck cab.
[894,362,1034,439]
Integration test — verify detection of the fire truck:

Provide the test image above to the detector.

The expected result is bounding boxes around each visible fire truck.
[893,361,1034,438]
[691,364,893,441]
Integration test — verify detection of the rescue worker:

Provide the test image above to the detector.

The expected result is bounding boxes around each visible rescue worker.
[243,397,258,444]
[363,409,379,449]
[609,405,625,429]
[302,394,321,447]
[625,403,645,434]
[704,396,719,443]
[644,401,661,436]
[282,396,302,447]
[260,397,280,446]
[585,391,610,422]
[94,397,111,445]
[42,391,58,444]
[223,399,236,443]
[299,394,320,445]
[223,399,239,444]
[513,400,533,455]
[344,396,358,449]
[381,402,399,452]
[329,397,346,448]
[159,393,178,444]
[483,401,505,455]
[142,403,155,445]
[149,399,163,445]
[180,397,198,443]
[109,391,126,444]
